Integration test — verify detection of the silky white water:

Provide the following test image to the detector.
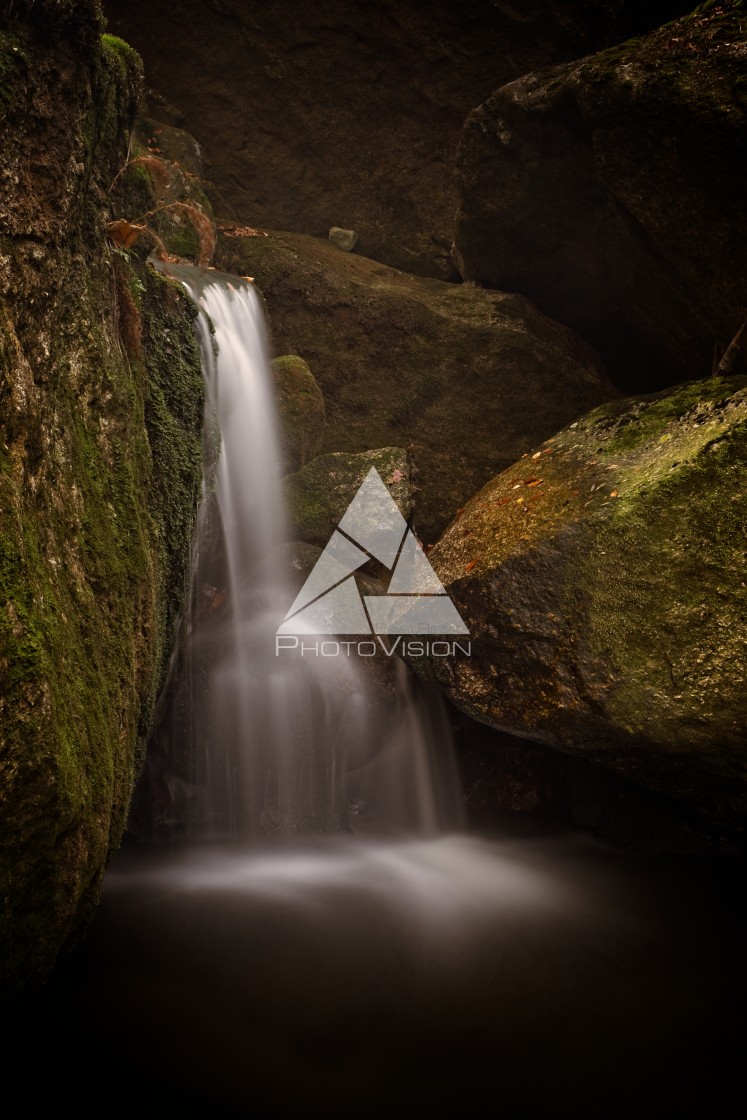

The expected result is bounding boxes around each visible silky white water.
[144,264,463,839]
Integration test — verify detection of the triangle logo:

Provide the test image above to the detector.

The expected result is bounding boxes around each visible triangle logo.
[277,468,469,636]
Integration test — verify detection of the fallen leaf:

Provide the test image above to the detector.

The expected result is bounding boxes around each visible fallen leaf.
[388,468,405,483]
[498,497,512,506]
[610,490,619,498]
[465,559,477,572]
[526,478,542,487]
[531,451,542,460]
[107,219,143,249]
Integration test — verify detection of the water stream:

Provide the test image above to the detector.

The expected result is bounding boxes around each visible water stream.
[11,266,744,1118]
[142,265,462,839]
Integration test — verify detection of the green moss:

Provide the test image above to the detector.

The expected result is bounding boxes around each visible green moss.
[285,448,411,547]
[271,355,325,473]
[586,416,747,757]
[136,267,204,737]
[88,33,144,180]
[163,215,201,260]
[582,376,747,455]
[579,2,747,108]
[0,252,204,1004]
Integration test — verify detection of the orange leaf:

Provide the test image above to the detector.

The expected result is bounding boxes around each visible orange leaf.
[465,559,477,572]
[526,479,543,488]
[107,219,143,249]
[610,490,619,498]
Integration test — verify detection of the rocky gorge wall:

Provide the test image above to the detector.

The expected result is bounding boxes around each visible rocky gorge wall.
[103,0,696,280]
[0,1,203,1005]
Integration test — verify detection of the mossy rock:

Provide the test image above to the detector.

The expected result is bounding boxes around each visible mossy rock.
[0,7,203,1006]
[285,448,412,549]
[271,355,325,475]
[424,375,747,823]
[453,1,747,392]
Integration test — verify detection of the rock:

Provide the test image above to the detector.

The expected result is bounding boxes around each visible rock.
[271,355,326,474]
[135,117,204,178]
[0,9,203,1004]
[103,0,695,279]
[424,374,747,822]
[285,448,413,548]
[329,227,358,252]
[218,230,615,542]
[453,2,747,392]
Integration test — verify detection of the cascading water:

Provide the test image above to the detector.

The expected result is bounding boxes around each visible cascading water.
[143,264,463,840]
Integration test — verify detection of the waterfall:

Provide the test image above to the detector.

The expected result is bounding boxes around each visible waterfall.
[139,264,463,840]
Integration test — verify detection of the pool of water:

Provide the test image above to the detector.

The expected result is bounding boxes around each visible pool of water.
[11,830,745,1119]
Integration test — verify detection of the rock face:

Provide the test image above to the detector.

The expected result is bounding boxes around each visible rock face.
[219,230,615,542]
[0,4,204,1004]
[453,2,747,392]
[102,0,694,278]
[425,375,747,821]
[271,355,326,475]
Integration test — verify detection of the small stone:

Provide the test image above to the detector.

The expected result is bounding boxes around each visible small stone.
[328,227,358,252]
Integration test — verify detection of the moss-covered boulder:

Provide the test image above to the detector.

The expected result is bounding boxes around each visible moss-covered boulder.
[271,355,325,475]
[0,3,203,1004]
[218,230,615,542]
[285,448,412,549]
[424,375,747,822]
[453,1,747,392]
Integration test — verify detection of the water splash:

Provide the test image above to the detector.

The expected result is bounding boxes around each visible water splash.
[138,265,463,840]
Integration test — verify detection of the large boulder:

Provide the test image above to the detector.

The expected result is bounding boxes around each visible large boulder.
[219,230,615,542]
[0,5,204,1004]
[425,374,747,822]
[453,1,747,391]
[103,0,694,279]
